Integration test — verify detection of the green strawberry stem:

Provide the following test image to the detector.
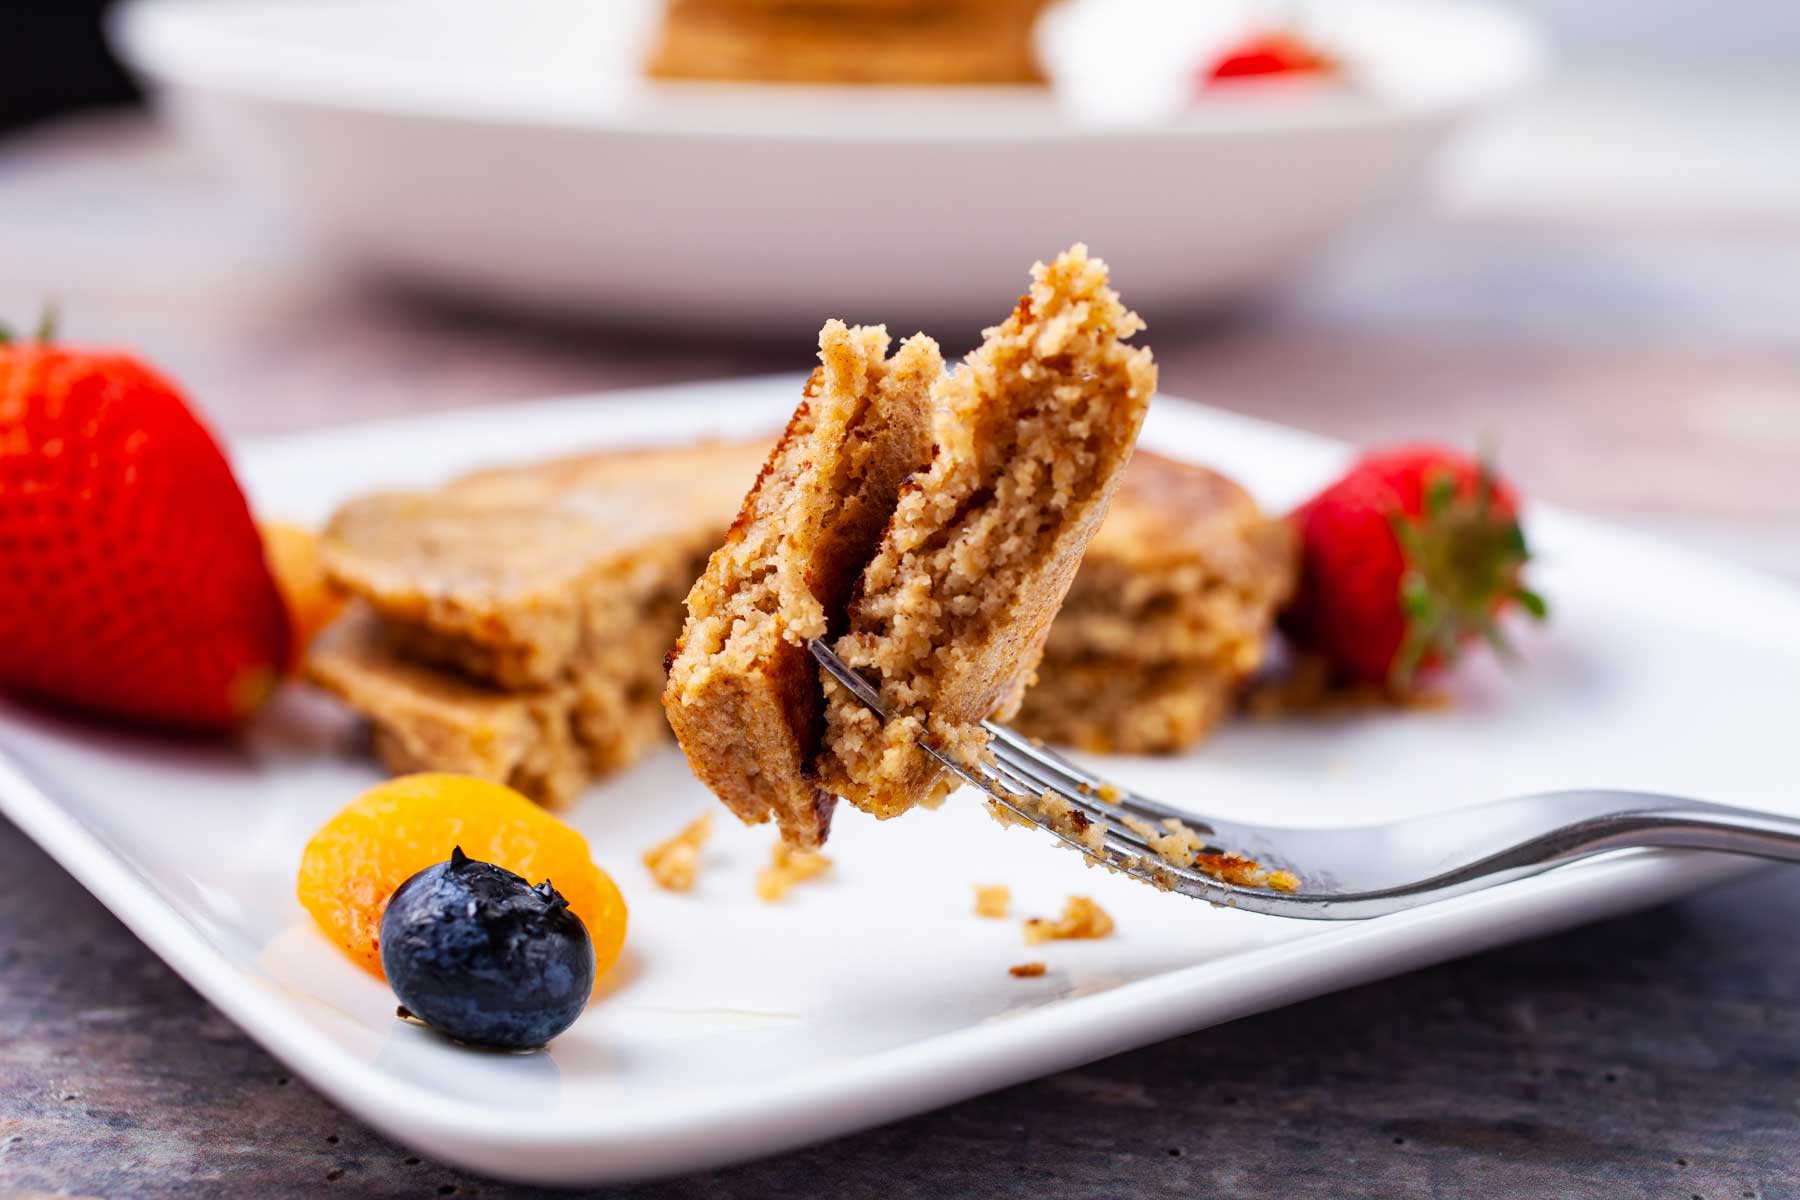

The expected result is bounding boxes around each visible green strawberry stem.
[0,302,60,346]
[1386,458,1547,692]
[34,301,60,344]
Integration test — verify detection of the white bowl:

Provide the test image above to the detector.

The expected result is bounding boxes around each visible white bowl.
[113,0,1543,332]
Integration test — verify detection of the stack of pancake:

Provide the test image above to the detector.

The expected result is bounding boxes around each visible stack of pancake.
[1012,452,1299,755]
[305,440,769,808]
[647,0,1056,86]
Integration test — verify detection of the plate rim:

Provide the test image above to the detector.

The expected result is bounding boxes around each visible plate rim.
[0,743,1762,1184]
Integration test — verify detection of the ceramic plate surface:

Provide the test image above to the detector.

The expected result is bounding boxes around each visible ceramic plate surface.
[2,380,1792,1185]
[111,0,1541,329]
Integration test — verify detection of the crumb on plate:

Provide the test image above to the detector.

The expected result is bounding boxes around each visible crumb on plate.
[974,884,1011,919]
[1009,961,1048,978]
[756,840,832,902]
[1023,895,1114,945]
[642,812,713,892]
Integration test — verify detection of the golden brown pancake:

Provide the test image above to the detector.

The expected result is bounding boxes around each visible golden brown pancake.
[1015,452,1298,754]
[820,244,1157,817]
[308,440,768,806]
[664,322,941,846]
[647,0,1054,86]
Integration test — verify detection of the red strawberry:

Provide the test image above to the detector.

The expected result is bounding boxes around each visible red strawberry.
[1283,444,1546,691]
[0,322,291,729]
[1204,31,1338,84]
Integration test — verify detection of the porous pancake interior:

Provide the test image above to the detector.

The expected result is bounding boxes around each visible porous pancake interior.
[823,244,1157,817]
[665,322,941,844]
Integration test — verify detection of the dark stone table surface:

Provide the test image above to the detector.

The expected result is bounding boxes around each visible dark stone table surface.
[3,105,1799,1197]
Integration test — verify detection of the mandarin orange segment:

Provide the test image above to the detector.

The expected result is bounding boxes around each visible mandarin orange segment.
[296,773,628,979]
[259,519,346,664]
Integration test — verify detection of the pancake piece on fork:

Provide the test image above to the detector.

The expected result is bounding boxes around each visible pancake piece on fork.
[819,244,1157,818]
[664,322,942,847]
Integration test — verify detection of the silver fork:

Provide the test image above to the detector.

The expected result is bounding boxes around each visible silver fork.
[810,640,1800,919]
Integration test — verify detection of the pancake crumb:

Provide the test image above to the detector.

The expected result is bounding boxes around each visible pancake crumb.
[1122,813,1206,868]
[1120,812,1301,892]
[1193,853,1301,893]
[756,841,833,902]
[1009,961,1048,978]
[974,884,1011,919]
[991,789,1108,857]
[643,813,713,892]
[1023,895,1114,945]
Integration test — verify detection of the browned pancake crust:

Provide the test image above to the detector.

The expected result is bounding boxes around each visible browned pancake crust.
[320,441,769,689]
[664,323,941,846]
[306,608,649,809]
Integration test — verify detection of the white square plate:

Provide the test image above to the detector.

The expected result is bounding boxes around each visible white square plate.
[2,379,1793,1186]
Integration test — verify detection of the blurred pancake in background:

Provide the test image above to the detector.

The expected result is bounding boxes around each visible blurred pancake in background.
[647,0,1055,85]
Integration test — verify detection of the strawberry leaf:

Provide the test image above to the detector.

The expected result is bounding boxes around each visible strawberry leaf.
[1386,455,1543,692]
[1477,613,1518,661]
[1425,472,1456,518]
[0,303,59,345]
[33,301,59,344]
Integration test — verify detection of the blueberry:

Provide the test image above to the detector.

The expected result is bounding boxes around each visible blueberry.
[380,847,594,1050]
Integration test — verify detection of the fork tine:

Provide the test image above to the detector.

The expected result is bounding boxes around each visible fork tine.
[982,741,1186,860]
[976,749,1218,889]
[807,638,1305,909]
[808,638,1010,802]
[977,753,1161,862]
[808,640,1160,864]
[981,750,1234,881]
[981,735,1228,855]
[809,638,1047,811]
[984,753,1307,907]
[982,721,1217,833]
[806,646,1800,920]
[811,637,895,718]
[982,721,1118,796]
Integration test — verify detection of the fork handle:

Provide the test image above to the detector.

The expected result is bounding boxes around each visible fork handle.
[1565,801,1800,865]
[1235,792,1800,920]
[1404,795,1800,918]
